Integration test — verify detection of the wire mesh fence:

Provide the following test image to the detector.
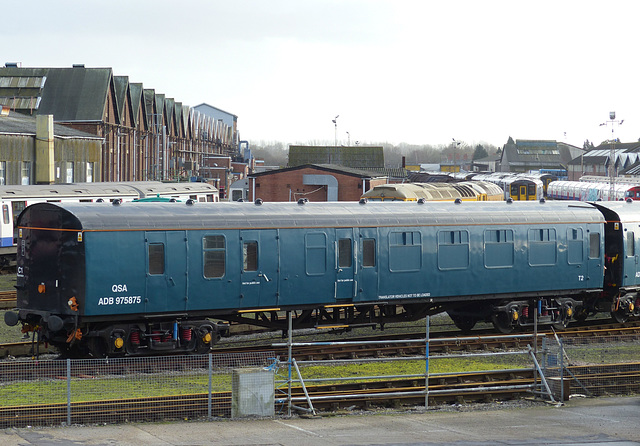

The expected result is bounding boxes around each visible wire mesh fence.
[1,331,639,428]
[541,333,640,400]
[0,351,275,428]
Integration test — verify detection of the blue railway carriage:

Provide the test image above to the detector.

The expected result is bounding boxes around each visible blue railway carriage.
[7,199,607,356]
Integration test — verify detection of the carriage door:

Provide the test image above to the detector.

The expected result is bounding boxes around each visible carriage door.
[519,185,527,200]
[239,230,279,308]
[145,231,188,312]
[624,229,640,286]
[335,228,356,301]
[357,228,378,302]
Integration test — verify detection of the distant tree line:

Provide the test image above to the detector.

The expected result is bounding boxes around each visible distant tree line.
[249,140,500,168]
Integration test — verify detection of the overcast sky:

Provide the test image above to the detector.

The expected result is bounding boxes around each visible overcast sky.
[3,0,639,149]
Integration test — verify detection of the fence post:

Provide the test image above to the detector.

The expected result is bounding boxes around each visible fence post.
[66,358,71,426]
[208,354,212,420]
[287,311,292,417]
[425,315,430,409]
[559,338,565,402]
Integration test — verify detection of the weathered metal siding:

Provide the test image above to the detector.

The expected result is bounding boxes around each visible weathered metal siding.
[0,133,102,184]
[55,138,102,182]
[0,134,34,184]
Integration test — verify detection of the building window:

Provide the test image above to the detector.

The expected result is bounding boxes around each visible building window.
[0,161,5,185]
[65,162,74,183]
[21,162,31,185]
[203,235,225,278]
[86,162,93,182]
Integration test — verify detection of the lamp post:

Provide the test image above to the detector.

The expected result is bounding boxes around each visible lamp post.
[599,111,624,200]
[332,115,339,147]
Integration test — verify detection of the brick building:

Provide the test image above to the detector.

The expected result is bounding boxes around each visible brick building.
[248,164,387,202]
[0,65,240,184]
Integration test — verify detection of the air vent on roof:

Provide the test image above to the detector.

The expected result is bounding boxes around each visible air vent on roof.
[4,63,19,68]
[72,64,85,68]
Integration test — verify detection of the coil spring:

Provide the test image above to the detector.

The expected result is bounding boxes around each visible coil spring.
[182,327,192,341]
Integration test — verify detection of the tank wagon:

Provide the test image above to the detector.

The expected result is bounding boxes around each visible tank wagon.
[5,199,640,357]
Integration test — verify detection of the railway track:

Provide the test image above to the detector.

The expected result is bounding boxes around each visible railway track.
[2,320,639,360]
[1,362,638,428]
[213,321,640,361]
[0,368,536,427]
[0,290,16,309]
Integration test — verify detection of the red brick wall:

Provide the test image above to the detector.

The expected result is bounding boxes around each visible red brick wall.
[249,167,379,202]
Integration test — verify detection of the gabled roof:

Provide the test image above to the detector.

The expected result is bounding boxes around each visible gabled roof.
[567,142,640,166]
[250,163,383,179]
[37,67,113,121]
[193,103,237,119]
[113,75,129,123]
[288,145,385,169]
[129,83,145,128]
[501,138,576,168]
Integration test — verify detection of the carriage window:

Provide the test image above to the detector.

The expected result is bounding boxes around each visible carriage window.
[528,228,557,266]
[243,241,258,271]
[567,228,584,264]
[148,243,165,275]
[203,235,225,278]
[2,205,8,225]
[363,238,376,267]
[390,231,422,272]
[484,229,514,268]
[438,230,469,270]
[306,232,327,275]
[338,238,352,268]
[589,233,600,259]
[627,231,635,257]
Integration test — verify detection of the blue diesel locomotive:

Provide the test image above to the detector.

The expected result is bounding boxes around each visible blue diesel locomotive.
[5,199,640,357]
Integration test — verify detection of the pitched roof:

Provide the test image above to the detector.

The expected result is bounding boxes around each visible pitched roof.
[113,75,129,122]
[129,83,145,128]
[37,67,113,121]
[250,163,383,178]
[288,145,385,169]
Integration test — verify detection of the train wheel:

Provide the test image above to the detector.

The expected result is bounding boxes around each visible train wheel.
[552,318,570,330]
[87,337,109,358]
[611,309,629,324]
[491,312,514,334]
[450,316,476,333]
[574,306,589,322]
